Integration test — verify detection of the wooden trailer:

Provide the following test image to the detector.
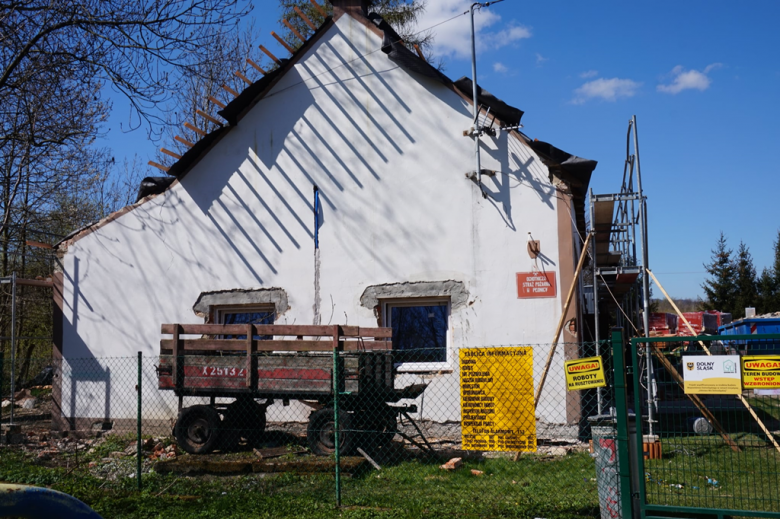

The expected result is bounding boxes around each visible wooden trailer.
[157,323,426,455]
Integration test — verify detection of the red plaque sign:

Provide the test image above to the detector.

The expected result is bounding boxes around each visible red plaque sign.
[516,272,557,299]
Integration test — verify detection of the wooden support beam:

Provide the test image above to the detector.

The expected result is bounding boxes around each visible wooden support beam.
[534,232,593,409]
[148,161,169,172]
[294,6,317,31]
[183,122,206,137]
[234,70,253,86]
[413,44,427,62]
[246,58,267,75]
[16,278,53,288]
[25,240,52,249]
[221,84,239,98]
[309,0,327,17]
[161,148,182,160]
[647,268,780,454]
[259,45,281,64]
[174,135,195,148]
[283,19,307,42]
[208,95,226,109]
[271,31,296,55]
[196,109,223,127]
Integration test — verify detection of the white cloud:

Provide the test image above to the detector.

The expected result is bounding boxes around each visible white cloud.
[572,78,641,104]
[493,62,509,73]
[657,63,723,94]
[535,53,548,65]
[580,70,598,79]
[412,1,531,59]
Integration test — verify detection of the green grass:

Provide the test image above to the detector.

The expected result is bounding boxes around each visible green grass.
[0,449,601,519]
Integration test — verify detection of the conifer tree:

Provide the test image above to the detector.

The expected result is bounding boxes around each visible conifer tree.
[701,232,737,314]
[733,241,758,318]
[757,230,780,313]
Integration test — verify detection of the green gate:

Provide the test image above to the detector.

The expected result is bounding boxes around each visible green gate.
[613,329,780,519]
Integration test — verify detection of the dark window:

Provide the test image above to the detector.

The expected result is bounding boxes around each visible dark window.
[386,301,448,363]
[218,307,275,340]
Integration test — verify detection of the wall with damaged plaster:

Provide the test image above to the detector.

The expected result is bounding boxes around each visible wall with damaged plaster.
[56,13,578,426]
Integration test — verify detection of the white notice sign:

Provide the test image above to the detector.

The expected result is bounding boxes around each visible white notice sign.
[682,355,742,395]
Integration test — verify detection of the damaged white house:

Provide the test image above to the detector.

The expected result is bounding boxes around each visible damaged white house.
[52,0,597,435]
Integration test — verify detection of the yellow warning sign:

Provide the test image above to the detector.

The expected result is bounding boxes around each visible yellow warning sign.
[564,356,607,391]
[460,347,536,452]
[742,355,780,389]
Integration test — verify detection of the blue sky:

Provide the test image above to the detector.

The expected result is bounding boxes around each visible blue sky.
[100,0,780,300]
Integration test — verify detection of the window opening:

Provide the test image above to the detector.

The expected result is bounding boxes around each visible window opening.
[383,299,449,365]
[216,305,275,340]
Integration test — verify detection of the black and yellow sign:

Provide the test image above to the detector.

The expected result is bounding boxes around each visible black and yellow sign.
[460,347,536,452]
[564,356,606,391]
[742,355,780,389]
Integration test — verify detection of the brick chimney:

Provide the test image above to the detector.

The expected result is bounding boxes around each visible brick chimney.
[329,0,369,18]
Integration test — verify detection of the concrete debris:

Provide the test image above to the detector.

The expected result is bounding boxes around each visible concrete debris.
[439,457,462,470]
[471,469,484,476]
[17,398,38,409]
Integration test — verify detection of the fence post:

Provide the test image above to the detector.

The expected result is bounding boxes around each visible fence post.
[137,351,142,491]
[332,325,341,507]
[611,327,634,518]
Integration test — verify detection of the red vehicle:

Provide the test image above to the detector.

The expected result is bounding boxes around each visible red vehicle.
[157,323,426,455]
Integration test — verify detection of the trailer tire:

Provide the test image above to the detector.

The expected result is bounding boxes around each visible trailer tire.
[220,399,266,450]
[307,408,354,456]
[174,405,221,454]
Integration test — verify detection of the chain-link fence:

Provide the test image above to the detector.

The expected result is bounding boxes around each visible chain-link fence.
[2,336,624,518]
[631,334,780,517]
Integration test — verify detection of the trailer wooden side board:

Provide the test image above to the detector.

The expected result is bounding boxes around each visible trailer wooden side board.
[156,323,425,456]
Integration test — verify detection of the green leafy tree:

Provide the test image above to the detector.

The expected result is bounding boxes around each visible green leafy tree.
[733,241,758,318]
[701,232,737,314]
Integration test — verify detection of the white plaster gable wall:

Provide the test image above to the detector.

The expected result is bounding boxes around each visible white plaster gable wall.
[58,14,572,425]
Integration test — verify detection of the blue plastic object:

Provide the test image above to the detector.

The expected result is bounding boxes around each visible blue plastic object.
[0,484,103,519]
[719,317,780,354]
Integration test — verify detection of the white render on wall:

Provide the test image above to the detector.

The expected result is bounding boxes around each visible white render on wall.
[57,14,578,427]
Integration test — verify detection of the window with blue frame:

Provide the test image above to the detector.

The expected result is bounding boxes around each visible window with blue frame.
[217,306,275,340]
[383,299,449,364]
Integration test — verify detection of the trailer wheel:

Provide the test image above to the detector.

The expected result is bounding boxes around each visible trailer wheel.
[174,405,221,454]
[220,399,267,450]
[307,408,354,456]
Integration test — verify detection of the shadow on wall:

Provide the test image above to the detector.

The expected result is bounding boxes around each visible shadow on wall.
[58,257,111,431]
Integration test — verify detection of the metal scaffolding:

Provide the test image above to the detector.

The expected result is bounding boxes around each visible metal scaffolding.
[586,115,653,432]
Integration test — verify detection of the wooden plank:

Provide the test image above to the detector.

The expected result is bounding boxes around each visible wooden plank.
[341,326,392,338]
[208,95,226,109]
[246,324,255,388]
[246,58,267,75]
[15,278,53,288]
[148,161,169,172]
[222,84,240,98]
[25,240,52,249]
[259,45,281,64]
[184,122,207,136]
[196,110,223,127]
[172,324,181,388]
[174,135,195,148]
[309,0,327,17]
[293,6,317,30]
[162,323,338,336]
[413,44,426,61]
[161,339,334,352]
[282,19,306,42]
[234,70,253,85]
[271,31,296,54]
[161,148,182,160]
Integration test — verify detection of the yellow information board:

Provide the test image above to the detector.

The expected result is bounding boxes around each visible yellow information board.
[564,356,607,391]
[742,356,780,389]
[460,347,536,452]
